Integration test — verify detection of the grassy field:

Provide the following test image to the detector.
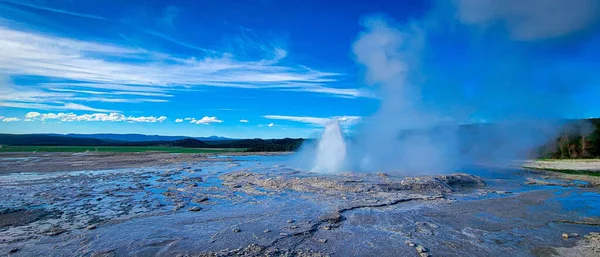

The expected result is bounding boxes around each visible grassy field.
[0,145,246,154]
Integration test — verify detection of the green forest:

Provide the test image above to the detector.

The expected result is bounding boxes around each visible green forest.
[537,118,600,159]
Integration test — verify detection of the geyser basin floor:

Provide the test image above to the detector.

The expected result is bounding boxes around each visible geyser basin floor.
[0,154,599,256]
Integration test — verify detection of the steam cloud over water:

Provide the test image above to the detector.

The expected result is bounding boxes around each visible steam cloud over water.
[304,0,600,174]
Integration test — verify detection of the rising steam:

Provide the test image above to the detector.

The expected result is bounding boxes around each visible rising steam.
[305,0,600,174]
[311,121,347,173]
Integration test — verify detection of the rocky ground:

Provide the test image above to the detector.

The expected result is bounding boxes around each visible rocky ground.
[0,154,599,256]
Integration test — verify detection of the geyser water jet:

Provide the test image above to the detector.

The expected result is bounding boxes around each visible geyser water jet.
[311,121,347,173]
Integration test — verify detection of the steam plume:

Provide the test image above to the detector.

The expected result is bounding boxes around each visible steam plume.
[305,0,599,174]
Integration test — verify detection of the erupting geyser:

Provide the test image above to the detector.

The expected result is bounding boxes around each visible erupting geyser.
[311,121,347,173]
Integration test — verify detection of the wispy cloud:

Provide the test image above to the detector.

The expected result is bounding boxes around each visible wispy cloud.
[0,101,118,112]
[2,117,20,122]
[143,29,211,53]
[47,88,174,97]
[175,118,184,123]
[0,22,372,107]
[239,119,249,123]
[24,112,167,123]
[1,0,108,21]
[184,116,223,125]
[263,115,362,126]
[0,76,164,111]
[268,123,275,127]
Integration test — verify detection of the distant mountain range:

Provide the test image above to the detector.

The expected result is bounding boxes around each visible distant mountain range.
[48,133,233,142]
[0,133,304,152]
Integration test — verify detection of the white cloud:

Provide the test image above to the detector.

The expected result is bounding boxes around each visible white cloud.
[175,118,184,123]
[2,117,21,122]
[127,116,167,123]
[24,112,168,123]
[0,25,371,101]
[25,112,41,119]
[263,115,362,126]
[268,123,274,127]
[239,119,249,123]
[187,116,223,125]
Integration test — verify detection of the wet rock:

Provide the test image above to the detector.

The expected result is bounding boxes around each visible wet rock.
[415,221,439,235]
[45,226,67,236]
[437,173,485,188]
[280,232,289,236]
[173,204,185,211]
[227,163,241,168]
[86,224,97,230]
[420,253,430,257]
[416,245,428,253]
[562,233,573,239]
[162,191,177,198]
[198,243,328,257]
[8,248,19,254]
[377,172,389,178]
[221,169,484,197]
[319,238,328,243]
[232,228,241,233]
[585,232,600,240]
[405,240,416,247]
[263,229,271,233]
[287,219,295,223]
[192,197,209,204]
[400,177,452,193]
[188,207,202,212]
[92,250,117,257]
[554,232,600,256]
[319,212,343,224]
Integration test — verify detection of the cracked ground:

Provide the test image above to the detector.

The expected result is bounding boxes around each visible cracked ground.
[1,154,599,256]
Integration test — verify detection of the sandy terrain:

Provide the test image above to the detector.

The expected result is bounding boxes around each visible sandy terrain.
[521,159,600,187]
[522,159,600,172]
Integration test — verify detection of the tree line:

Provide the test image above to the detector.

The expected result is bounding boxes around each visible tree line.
[536,118,600,159]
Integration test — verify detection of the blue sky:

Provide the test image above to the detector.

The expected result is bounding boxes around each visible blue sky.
[0,0,599,138]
